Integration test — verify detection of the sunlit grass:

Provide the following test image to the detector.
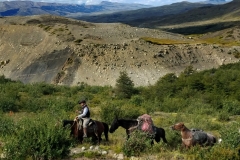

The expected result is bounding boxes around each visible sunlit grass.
[140,37,190,45]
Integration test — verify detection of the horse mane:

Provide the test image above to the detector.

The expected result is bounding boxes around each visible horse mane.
[118,118,138,123]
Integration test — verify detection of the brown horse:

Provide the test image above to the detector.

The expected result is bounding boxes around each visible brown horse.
[171,122,216,148]
[63,119,108,145]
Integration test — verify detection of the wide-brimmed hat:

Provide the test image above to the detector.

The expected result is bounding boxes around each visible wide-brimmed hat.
[78,100,86,104]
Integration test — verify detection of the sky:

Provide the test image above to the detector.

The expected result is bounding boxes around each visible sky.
[1,0,232,6]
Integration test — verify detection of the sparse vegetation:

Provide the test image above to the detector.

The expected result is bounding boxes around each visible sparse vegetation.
[43,25,52,31]
[140,37,189,45]
[74,39,83,44]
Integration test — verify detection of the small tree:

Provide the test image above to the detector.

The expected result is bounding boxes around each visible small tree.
[115,71,135,99]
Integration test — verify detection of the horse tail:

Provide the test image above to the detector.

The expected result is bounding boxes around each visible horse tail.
[212,136,217,144]
[102,122,109,141]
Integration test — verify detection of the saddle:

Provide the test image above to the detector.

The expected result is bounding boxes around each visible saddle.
[191,131,208,144]
[77,118,98,131]
[137,114,155,134]
[128,114,155,135]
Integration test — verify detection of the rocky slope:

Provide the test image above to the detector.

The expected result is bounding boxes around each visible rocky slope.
[0,15,239,86]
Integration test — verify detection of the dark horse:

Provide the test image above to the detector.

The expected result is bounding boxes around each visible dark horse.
[63,119,109,144]
[109,118,167,144]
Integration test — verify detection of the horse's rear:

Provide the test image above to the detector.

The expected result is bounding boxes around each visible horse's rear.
[206,133,217,146]
[192,131,217,146]
[92,120,106,144]
[154,126,168,143]
[102,122,109,141]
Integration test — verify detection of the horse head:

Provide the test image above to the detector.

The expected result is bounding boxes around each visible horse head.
[109,117,119,133]
[171,122,185,131]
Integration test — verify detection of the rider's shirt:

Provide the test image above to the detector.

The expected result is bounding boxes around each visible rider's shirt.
[78,105,90,118]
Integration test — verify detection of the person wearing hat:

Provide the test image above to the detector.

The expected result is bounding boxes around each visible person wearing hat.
[76,100,91,138]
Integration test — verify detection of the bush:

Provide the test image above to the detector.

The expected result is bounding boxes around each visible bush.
[115,71,135,99]
[222,100,240,116]
[217,111,230,121]
[0,94,18,112]
[205,145,240,160]
[0,114,16,137]
[219,122,240,149]
[120,103,145,119]
[100,102,122,124]
[160,97,187,112]
[0,75,15,84]
[122,130,153,157]
[100,101,145,124]
[4,114,73,160]
[129,95,144,106]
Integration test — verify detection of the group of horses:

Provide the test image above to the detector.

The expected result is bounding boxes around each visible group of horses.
[63,117,217,148]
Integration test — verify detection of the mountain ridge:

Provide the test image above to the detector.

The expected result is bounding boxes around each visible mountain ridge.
[0,1,151,17]
[1,0,240,86]
[0,15,239,86]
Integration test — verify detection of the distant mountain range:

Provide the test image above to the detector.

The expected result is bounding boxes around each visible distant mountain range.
[0,0,229,17]
[0,1,151,17]
[75,2,214,23]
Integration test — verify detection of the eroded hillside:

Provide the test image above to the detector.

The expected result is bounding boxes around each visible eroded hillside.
[0,15,239,86]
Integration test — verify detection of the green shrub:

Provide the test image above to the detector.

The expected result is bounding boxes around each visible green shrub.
[185,99,214,115]
[165,128,182,149]
[0,75,15,84]
[160,97,187,112]
[100,102,123,124]
[122,130,153,157]
[217,111,230,121]
[100,101,145,124]
[219,122,240,149]
[222,100,240,116]
[4,114,73,160]
[115,71,136,99]
[120,103,145,119]
[129,95,144,106]
[0,95,18,112]
[210,146,239,160]
[0,114,16,137]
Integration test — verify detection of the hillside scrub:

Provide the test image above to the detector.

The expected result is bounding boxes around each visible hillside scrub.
[0,62,240,159]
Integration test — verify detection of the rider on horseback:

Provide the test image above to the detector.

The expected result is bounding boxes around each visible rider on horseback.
[76,99,91,138]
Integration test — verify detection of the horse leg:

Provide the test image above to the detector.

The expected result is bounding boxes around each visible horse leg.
[151,139,154,145]
[154,133,160,143]
[78,133,83,144]
[93,130,101,145]
[97,133,101,145]
[160,128,168,143]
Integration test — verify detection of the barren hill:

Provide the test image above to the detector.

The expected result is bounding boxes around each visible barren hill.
[0,15,239,86]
